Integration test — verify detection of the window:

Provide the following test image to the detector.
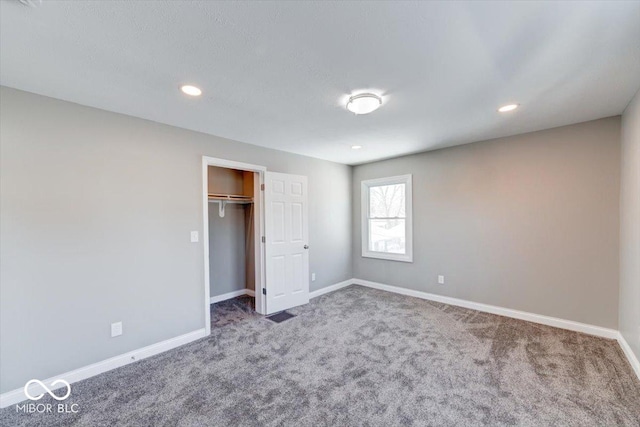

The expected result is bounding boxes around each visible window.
[361,175,412,262]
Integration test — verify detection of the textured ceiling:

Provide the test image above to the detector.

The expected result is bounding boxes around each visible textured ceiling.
[1,1,639,165]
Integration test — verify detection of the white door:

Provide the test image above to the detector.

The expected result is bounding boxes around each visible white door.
[264,172,309,314]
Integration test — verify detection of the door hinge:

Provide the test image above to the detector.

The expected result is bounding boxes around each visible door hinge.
[260,183,265,191]
[261,236,265,243]
[262,288,266,295]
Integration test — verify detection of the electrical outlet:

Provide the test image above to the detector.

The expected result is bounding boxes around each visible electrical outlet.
[190,231,199,243]
[438,275,445,285]
[311,273,316,282]
[111,322,123,337]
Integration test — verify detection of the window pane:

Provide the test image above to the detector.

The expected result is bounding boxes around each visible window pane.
[368,219,406,254]
[369,184,405,218]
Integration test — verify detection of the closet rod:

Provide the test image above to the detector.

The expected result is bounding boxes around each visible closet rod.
[209,198,253,218]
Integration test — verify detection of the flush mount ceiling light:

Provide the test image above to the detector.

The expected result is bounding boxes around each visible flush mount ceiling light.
[346,93,382,115]
[498,103,519,113]
[180,85,202,97]
[351,145,363,150]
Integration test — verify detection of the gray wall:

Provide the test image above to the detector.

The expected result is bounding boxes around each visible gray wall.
[620,89,640,361]
[0,87,352,393]
[207,166,254,297]
[208,203,248,296]
[353,117,621,329]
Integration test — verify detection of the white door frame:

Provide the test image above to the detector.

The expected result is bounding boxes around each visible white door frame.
[202,156,267,335]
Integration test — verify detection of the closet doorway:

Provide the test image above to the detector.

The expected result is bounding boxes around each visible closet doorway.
[202,157,266,335]
[202,157,311,334]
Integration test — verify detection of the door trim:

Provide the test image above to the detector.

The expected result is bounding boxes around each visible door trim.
[202,157,267,336]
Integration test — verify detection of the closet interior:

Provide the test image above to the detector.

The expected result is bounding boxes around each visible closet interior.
[208,166,257,312]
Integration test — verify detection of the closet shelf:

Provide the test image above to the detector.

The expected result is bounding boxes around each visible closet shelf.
[208,193,253,202]
[208,194,253,218]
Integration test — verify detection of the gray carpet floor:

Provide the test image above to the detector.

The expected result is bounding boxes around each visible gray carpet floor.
[210,294,257,328]
[2,285,639,426]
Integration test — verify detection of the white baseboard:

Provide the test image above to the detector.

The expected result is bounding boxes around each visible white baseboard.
[354,279,640,379]
[0,328,206,409]
[3,280,636,409]
[351,279,619,340]
[617,333,640,380]
[309,279,354,299]
[296,278,637,380]
[210,288,254,304]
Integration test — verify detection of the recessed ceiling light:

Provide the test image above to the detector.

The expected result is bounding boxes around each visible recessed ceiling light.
[498,103,519,112]
[351,145,363,150]
[346,93,382,115]
[181,85,202,97]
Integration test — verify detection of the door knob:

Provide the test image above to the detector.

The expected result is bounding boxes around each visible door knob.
[304,245,309,249]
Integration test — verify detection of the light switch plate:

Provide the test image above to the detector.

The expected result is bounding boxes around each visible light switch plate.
[111,322,123,337]
[190,231,199,243]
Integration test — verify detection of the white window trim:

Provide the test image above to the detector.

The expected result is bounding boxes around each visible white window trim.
[361,174,413,263]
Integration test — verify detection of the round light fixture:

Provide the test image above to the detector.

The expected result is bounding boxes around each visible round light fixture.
[498,103,519,112]
[181,85,202,97]
[346,93,382,115]
[351,145,363,150]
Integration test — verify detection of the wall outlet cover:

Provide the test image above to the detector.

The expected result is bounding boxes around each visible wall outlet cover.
[438,275,445,285]
[190,231,199,243]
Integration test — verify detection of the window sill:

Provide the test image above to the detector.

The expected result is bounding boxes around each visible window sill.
[362,251,413,263]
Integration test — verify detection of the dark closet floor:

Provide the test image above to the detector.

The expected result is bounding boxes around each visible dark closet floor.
[210,294,257,328]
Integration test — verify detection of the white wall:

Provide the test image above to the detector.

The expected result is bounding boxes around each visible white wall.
[619,89,640,361]
[352,118,621,329]
[0,87,352,393]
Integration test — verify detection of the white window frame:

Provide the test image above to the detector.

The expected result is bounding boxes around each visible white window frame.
[361,174,413,263]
